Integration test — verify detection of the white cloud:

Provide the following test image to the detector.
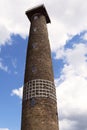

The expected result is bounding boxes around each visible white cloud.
[0,129,9,130]
[55,43,87,130]
[0,0,42,45]
[0,0,87,50]
[57,76,87,116]
[45,0,87,52]
[11,86,23,99]
[56,74,87,130]
[59,119,77,130]
[65,44,87,78]
[55,43,87,78]
[0,62,8,72]
[82,33,87,40]
[0,24,11,45]
[48,19,68,52]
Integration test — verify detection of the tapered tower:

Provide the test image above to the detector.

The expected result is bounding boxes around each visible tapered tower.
[21,4,59,130]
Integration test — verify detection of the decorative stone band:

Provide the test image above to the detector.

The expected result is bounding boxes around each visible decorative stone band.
[23,79,56,101]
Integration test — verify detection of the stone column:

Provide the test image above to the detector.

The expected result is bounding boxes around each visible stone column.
[21,4,59,130]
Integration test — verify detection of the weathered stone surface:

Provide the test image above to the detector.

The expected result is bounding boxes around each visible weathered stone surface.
[24,14,54,83]
[21,98,58,130]
[21,5,59,130]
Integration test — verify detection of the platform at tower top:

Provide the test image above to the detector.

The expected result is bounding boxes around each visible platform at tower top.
[25,4,51,23]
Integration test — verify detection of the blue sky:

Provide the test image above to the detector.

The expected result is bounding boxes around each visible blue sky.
[0,35,27,130]
[0,0,87,130]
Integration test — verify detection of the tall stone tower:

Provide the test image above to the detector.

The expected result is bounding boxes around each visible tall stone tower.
[21,4,59,130]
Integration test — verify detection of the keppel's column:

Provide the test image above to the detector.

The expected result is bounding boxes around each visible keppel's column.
[21,5,59,130]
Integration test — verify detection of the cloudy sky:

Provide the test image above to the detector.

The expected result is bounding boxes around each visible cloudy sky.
[0,0,87,130]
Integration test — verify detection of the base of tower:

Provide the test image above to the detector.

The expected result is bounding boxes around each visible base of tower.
[21,98,59,130]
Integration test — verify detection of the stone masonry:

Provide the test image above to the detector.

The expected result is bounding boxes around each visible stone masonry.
[21,4,59,130]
